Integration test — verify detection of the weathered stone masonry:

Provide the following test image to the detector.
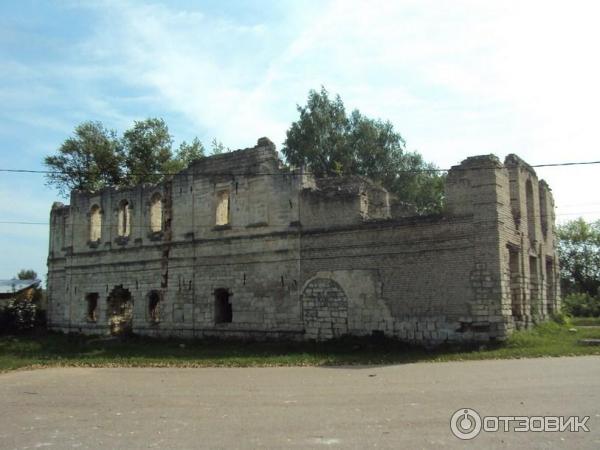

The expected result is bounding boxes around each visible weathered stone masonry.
[47,138,560,344]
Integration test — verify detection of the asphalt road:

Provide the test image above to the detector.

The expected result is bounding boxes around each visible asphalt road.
[1,357,599,449]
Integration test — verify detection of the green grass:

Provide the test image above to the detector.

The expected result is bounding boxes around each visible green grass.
[1,322,599,373]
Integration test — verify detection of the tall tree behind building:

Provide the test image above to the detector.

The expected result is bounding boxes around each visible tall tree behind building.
[44,121,123,197]
[282,87,444,213]
[558,218,600,297]
[44,119,207,196]
[17,269,38,280]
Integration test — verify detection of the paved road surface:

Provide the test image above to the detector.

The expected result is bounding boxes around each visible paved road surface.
[1,357,599,449]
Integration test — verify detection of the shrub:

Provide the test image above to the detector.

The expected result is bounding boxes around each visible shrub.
[0,299,46,334]
[561,293,600,317]
[550,310,571,326]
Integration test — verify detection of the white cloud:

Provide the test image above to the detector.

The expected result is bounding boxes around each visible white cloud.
[70,0,600,221]
[76,0,291,148]
[2,0,600,279]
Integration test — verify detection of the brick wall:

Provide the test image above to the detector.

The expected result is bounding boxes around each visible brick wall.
[47,139,559,344]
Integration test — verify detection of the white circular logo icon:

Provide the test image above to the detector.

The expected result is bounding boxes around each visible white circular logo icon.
[450,408,482,440]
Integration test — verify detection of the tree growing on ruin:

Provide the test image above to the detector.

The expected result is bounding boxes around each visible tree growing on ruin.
[163,137,207,174]
[209,138,230,155]
[45,119,209,196]
[282,87,444,213]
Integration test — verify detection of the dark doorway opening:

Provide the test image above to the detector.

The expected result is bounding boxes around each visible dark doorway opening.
[85,293,99,322]
[214,288,232,323]
[148,290,161,323]
[107,285,133,335]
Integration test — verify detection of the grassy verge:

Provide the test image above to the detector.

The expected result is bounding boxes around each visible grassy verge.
[1,322,599,373]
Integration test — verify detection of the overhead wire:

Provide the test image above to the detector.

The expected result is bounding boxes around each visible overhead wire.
[0,159,599,177]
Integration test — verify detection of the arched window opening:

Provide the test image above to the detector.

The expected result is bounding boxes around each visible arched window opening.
[216,190,230,226]
[508,247,523,319]
[90,205,102,242]
[150,193,163,233]
[118,200,131,237]
[525,180,536,243]
[546,258,556,314]
[539,186,548,239]
[529,256,539,316]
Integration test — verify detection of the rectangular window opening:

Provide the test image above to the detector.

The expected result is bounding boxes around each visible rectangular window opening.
[216,190,230,226]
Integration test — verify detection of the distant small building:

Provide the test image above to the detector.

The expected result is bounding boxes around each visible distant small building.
[0,278,42,307]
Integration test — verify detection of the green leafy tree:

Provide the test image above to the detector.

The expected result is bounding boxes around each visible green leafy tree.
[177,137,205,165]
[283,88,349,177]
[14,269,43,304]
[282,87,444,212]
[44,121,122,197]
[163,138,206,174]
[557,218,600,297]
[562,293,600,317]
[46,119,214,193]
[210,138,229,155]
[17,269,38,280]
[121,118,174,185]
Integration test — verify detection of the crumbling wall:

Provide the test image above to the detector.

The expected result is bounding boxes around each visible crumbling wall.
[299,176,390,228]
[47,139,559,344]
[299,217,479,343]
[47,139,305,339]
[501,155,560,329]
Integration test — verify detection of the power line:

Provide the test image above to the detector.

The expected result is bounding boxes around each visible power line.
[2,208,599,228]
[0,221,48,225]
[42,212,564,273]
[0,159,600,177]
[530,161,600,168]
[2,208,585,274]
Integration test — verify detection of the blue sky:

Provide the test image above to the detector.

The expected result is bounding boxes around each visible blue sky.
[1,0,600,281]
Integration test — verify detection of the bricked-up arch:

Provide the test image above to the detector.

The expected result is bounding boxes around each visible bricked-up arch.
[302,278,348,340]
[150,193,163,233]
[89,205,102,242]
[117,200,131,237]
[107,286,133,335]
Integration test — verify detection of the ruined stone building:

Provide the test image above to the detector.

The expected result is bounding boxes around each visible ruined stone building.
[47,138,560,344]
